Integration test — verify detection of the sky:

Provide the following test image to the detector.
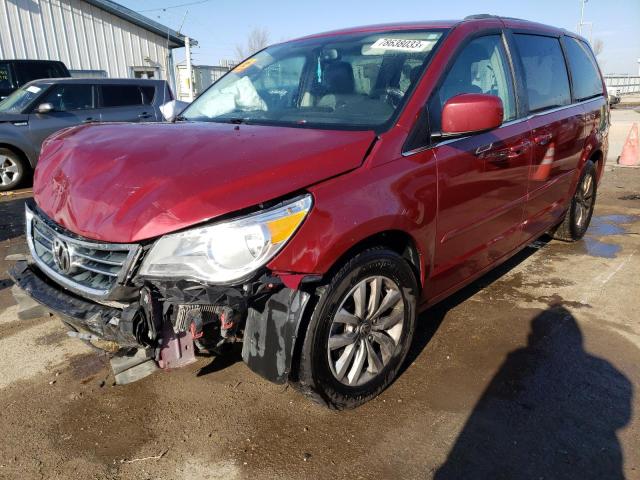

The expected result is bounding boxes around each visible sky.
[119,0,640,74]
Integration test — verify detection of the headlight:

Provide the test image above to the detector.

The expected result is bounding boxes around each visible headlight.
[138,194,312,283]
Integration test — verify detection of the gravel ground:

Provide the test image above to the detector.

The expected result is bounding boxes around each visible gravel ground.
[0,114,638,479]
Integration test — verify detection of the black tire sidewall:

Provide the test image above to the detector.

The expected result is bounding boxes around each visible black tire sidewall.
[569,160,597,239]
[301,249,418,408]
[0,149,25,192]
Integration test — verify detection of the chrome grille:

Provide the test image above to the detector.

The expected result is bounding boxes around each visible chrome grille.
[26,204,141,300]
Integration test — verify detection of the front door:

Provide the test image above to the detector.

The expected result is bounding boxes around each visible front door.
[26,83,101,156]
[427,34,532,298]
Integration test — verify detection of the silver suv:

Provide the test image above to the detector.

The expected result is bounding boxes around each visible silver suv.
[0,78,173,191]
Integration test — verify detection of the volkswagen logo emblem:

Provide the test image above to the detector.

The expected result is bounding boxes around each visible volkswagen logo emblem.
[52,238,73,274]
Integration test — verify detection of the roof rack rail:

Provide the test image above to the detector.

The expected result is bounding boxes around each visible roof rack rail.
[464,14,531,23]
[463,14,496,20]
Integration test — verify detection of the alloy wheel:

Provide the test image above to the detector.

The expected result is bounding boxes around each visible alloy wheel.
[327,276,404,386]
[575,171,595,229]
[0,155,20,187]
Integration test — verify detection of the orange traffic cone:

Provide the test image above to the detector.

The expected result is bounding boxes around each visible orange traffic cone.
[532,142,555,181]
[619,123,640,166]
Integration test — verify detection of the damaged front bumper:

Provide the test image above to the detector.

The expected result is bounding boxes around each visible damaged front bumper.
[10,261,139,346]
[9,260,313,385]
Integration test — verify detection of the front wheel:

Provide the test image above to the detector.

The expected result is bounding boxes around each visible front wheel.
[552,160,597,241]
[0,148,26,192]
[294,248,418,409]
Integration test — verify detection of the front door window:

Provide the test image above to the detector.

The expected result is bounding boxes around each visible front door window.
[436,35,516,123]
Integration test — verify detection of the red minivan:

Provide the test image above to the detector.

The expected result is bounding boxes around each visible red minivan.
[11,15,608,408]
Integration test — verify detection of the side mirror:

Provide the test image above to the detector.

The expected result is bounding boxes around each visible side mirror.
[36,102,54,114]
[441,93,503,136]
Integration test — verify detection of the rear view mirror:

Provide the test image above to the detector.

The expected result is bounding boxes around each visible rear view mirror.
[441,93,503,136]
[36,102,54,114]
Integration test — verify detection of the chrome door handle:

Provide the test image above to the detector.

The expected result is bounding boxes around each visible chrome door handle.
[475,143,493,156]
[534,133,553,146]
[508,140,532,158]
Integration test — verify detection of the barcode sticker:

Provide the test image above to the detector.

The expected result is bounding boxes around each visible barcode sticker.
[370,38,433,52]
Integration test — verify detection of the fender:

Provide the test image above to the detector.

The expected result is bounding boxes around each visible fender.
[570,98,608,195]
[268,151,438,299]
[0,130,37,167]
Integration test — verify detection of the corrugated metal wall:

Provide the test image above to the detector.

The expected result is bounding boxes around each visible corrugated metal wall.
[0,0,171,79]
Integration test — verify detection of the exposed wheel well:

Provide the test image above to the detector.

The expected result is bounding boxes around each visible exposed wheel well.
[323,230,423,288]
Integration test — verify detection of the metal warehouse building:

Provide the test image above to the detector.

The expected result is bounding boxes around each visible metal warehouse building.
[0,0,186,88]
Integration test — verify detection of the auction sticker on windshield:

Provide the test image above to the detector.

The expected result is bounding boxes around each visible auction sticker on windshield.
[233,58,259,73]
[370,38,434,52]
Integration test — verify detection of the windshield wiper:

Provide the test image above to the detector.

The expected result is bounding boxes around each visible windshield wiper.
[227,117,251,125]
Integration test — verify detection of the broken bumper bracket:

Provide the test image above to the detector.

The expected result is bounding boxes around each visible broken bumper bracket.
[242,287,311,384]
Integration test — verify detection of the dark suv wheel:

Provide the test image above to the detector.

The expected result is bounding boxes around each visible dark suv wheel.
[294,248,418,409]
[0,148,26,192]
[552,160,597,241]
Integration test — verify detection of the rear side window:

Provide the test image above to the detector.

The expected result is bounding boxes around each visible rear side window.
[514,34,571,112]
[39,84,94,111]
[101,85,143,107]
[564,37,603,101]
[140,86,155,105]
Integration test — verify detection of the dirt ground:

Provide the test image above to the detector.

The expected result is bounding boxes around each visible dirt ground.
[0,115,639,479]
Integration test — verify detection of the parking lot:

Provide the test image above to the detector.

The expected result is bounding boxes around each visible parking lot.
[0,108,637,480]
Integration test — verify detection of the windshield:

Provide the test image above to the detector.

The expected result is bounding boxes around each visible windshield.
[0,83,46,113]
[182,30,445,129]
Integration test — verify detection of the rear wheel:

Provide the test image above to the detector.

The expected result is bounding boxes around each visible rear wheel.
[294,248,418,409]
[552,160,597,241]
[0,148,26,192]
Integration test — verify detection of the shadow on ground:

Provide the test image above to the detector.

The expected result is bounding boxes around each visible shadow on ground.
[434,305,632,479]
[405,237,552,370]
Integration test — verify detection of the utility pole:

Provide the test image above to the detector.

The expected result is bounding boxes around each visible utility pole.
[578,0,587,34]
[577,0,593,44]
[185,36,194,102]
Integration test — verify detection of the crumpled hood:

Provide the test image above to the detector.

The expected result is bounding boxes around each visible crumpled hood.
[34,121,375,242]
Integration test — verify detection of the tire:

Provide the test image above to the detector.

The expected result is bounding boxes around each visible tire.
[552,160,597,241]
[293,248,418,409]
[0,148,26,192]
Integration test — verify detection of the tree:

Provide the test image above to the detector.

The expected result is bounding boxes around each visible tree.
[235,27,270,60]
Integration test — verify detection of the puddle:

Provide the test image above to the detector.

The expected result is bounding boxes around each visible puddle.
[580,214,639,258]
[582,239,621,258]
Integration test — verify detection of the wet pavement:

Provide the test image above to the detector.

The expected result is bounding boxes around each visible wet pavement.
[0,166,639,479]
